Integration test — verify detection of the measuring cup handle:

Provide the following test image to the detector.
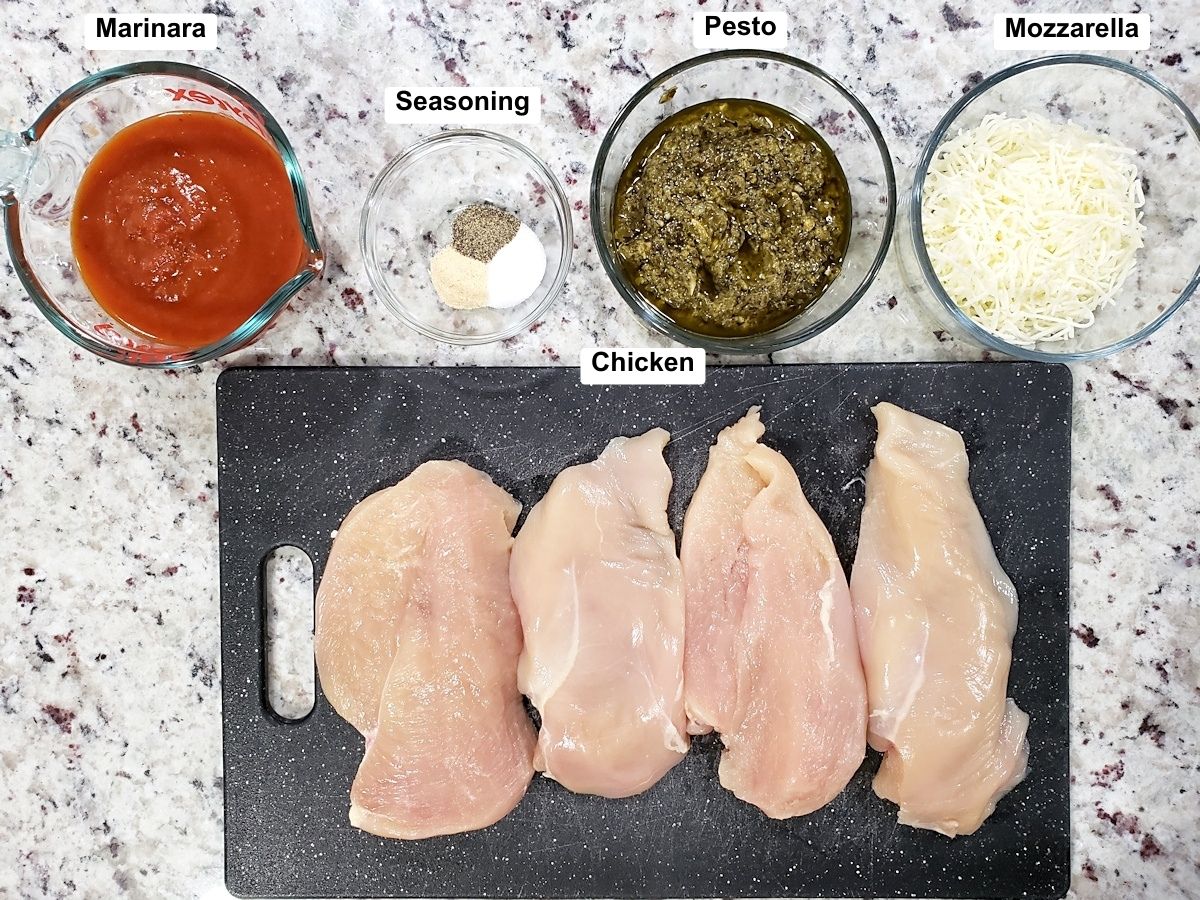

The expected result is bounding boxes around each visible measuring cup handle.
[1,133,80,219]
[0,132,36,200]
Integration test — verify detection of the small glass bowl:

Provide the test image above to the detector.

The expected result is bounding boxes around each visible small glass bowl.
[590,51,896,354]
[903,55,1200,362]
[361,130,572,345]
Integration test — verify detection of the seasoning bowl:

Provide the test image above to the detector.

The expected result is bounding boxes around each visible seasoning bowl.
[591,51,896,354]
[903,55,1200,362]
[362,130,572,345]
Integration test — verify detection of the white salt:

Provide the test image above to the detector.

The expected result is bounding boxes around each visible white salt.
[486,223,546,308]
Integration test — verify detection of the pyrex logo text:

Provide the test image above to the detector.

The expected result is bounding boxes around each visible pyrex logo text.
[163,87,269,139]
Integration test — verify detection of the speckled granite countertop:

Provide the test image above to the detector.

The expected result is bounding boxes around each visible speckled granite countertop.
[0,2,1196,899]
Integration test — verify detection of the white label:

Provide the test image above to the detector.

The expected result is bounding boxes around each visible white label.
[86,14,218,50]
[693,12,788,49]
[386,87,541,125]
[580,348,706,386]
[993,14,1149,51]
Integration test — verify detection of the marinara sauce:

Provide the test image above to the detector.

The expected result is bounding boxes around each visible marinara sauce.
[71,110,306,347]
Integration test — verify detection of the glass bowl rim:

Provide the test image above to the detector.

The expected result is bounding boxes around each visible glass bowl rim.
[359,128,573,346]
[4,59,323,368]
[589,49,898,354]
[908,53,1200,363]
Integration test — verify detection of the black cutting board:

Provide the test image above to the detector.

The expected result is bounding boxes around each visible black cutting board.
[217,363,1072,900]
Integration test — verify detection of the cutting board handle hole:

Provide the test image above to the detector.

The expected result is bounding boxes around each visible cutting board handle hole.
[262,545,316,721]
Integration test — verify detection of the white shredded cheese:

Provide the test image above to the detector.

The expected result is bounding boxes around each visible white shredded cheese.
[921,113,1145,346]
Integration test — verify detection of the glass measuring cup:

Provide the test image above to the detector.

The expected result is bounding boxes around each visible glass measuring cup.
[0,61,323,367]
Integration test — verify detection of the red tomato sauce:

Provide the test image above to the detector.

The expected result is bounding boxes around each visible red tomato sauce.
[71,110,306,347]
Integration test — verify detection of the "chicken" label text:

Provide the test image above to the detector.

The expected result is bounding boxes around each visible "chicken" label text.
[580,348,706,385]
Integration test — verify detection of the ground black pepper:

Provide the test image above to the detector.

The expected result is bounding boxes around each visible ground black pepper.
[453,204,520,262]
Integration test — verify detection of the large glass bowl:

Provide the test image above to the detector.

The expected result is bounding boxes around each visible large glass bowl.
[590,51,896,354]
[903,55,1200,362]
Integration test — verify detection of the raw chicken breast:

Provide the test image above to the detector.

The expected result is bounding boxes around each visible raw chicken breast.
[315,460,535,839]
[681,409,867,818]
[510,428,688,798]
[850,402,1029,837]
[679,408,766,736]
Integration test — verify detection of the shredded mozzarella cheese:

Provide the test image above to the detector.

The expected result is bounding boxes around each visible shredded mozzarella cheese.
[922,113,1145,346]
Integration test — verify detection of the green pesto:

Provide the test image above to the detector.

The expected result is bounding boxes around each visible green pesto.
[613,99,851,337]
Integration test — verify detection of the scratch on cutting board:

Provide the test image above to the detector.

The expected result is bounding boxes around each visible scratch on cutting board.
[670,370,847,445]
[828,387,860,417]
[868,826,876,884]
[736,366,849,394]
[473,440,536,457]
[757,372,848,429]
[524,838,591,857]
[668,400,761,444]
